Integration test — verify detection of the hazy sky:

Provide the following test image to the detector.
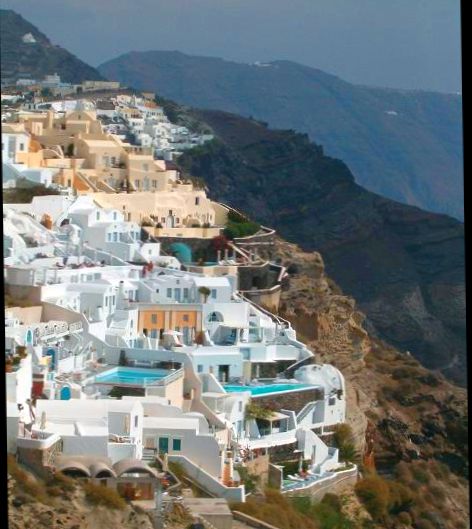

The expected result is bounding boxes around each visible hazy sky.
[1,0,462,93]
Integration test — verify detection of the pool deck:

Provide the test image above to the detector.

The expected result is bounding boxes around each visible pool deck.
[223,383,316,397]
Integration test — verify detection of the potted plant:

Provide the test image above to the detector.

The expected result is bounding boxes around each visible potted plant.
[12,356,21,368]
[16,346,27,359]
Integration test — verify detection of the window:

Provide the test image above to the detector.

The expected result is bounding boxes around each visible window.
[211,289,217,299]
[197,365,203,373]
[96,211,100,220]
[151,314,157,324]
[150,329,158,338]
[172,438,182,451]
[208,312,223,323]
[134,415,138,427]
[107,233,112,242]
[113,212,117,220]
[183,314,189,322]
[19,143,25,151]
[195,197,200,205]
[167,288,172,298]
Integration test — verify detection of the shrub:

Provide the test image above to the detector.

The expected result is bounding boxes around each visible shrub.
[46,485,63,497]
[412,467,430,485]
[7,455,48,503]
[355,475,391,521]
[48,472,76,492]
[332,424,359,463]
[168,461,186,480]
[235,465,259,493]
[83,482,126,510]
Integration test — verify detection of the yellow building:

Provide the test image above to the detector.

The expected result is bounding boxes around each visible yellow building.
[138,304,202,344]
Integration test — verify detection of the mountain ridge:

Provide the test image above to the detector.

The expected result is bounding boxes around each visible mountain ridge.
[99,49,464,220]
[0,9,104,84]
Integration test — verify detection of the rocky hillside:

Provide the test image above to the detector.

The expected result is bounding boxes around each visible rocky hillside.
[99,50,463,219]
[0,9,104,84]
[271,238,469,528]
[177,109,466,386]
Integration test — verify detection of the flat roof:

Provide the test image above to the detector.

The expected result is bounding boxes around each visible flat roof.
[183,497,232,516]
[143,417,199,430]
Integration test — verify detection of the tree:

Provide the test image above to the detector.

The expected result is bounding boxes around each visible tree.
[40,87,52,98]
[245,403,274,421]
[198,286,211,303]
[332,424,360,463]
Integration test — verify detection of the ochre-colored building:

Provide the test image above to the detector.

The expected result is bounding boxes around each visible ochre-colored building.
[138,304,202,344]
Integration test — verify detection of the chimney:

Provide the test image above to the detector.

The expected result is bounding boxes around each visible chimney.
[116,281,128,310]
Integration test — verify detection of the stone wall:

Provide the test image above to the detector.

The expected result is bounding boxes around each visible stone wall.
[254,388,323,414]
[17,438,62,479]
[283,466,358,502]
[268,463,283,489]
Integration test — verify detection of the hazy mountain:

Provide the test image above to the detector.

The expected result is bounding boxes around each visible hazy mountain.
[176,108,466,386]
[99,50,464,220]
[0,9,104,84]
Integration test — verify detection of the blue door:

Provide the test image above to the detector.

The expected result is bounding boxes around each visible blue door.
[158,437,169,454]
[60,386,71,400]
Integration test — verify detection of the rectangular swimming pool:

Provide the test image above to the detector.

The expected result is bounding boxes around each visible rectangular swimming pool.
[223,383,315,396]
[94,367,170,387]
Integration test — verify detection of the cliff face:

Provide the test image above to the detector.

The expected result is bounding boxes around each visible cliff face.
[0,9,104,83]
[270,238,469,528]
[178,109,466,386]
[99,50,463,219]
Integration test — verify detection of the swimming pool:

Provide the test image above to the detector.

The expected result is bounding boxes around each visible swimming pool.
[223,383,315,396]
[94,367,170,387]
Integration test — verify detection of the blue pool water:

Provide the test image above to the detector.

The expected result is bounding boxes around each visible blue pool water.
[94,367,169,386]
[223,383,314,396]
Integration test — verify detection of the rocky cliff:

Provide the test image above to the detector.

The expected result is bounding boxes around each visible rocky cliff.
[178,109,466,386]
[270,238,469,528]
